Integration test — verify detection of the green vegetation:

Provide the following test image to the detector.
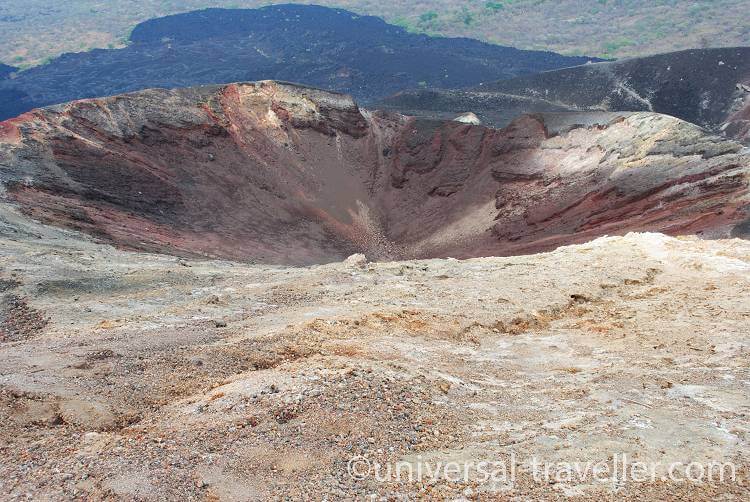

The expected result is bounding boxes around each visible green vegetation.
[419,11,438,23]
[601,37,637,58]
[0,0,748,67]
[457,6,474,26]
[417,11,440,31]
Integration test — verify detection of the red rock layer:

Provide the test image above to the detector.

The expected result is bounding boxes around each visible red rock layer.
[0,82,748,264]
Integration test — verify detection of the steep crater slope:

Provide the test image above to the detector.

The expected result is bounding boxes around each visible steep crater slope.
[0,81,748,265]
[0,4,599,121]
[382,48,750,143]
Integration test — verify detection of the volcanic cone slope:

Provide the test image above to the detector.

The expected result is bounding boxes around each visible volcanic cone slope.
[0,81,748,265]
[381,47,750,144]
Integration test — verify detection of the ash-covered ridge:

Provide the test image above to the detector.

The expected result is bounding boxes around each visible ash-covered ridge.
[381,47,750,144]
[1,81,748,265]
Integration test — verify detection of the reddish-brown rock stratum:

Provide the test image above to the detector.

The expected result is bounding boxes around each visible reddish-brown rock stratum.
[0,81,748,265]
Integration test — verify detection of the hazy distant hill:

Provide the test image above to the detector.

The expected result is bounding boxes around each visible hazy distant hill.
[1,0,749,68]
[0,5,597,121]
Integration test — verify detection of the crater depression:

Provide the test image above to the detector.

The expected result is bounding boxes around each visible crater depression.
[1,81,748,265]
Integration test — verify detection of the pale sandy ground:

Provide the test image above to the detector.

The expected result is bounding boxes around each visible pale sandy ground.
[0,205,748,500]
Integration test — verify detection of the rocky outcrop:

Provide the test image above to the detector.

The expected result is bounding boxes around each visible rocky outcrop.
[1,82,748,265]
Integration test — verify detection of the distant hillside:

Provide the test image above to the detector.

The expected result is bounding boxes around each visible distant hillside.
[1,1,749,68]
[380,47,750,143]
[0,5,598,121]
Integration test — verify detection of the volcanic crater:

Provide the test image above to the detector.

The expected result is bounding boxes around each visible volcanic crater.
[1,80,748,265]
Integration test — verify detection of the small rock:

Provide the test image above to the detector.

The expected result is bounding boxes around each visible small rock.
[58,399,117,431]
[343,253,367,268]
[454,112,482,125]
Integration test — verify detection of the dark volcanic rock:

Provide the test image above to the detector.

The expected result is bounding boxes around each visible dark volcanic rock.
[1,82,747,265]
[0,5,598,121]
[0,89,31,122]
[0,64,16,79]
[381,48,750,143]
[379,88,573,128]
